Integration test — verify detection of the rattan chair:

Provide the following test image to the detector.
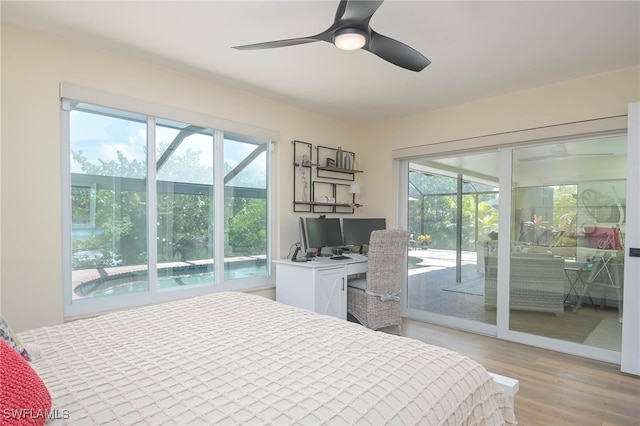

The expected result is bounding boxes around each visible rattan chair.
[347,229,411,334]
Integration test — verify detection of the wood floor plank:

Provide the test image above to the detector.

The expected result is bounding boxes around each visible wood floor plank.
[401,319,640,426]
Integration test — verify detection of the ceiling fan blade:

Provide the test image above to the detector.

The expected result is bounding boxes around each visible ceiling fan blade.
[335,0,384,24]
[366,30,430,72]
[233,37,321,50]
[233,0,432,72]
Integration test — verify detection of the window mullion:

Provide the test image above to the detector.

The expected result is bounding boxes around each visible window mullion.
[267,141,275,274]
[214,130,225,284]
[61,102,73,309]
[147,117,158,293]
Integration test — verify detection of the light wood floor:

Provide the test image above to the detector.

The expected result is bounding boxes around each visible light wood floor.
[401,319,640,426]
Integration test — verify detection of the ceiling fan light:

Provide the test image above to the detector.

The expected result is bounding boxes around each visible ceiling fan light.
[334,29,367,51]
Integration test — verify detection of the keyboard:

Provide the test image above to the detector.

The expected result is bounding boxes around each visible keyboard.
[346,253,367,261]
[330,255,350,260]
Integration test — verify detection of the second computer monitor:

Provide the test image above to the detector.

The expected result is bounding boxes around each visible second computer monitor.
[342,218,386,248]
[305,217,343,253]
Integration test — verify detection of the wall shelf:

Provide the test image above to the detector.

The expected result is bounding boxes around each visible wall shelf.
[293,201,355,208]
[316,145,359,181]
[292,140,362,214]
[316,165,363,174]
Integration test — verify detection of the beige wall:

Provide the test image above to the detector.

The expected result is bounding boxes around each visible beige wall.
[356,67,640,224]
[2,24,638,331]
[0,26,358,331]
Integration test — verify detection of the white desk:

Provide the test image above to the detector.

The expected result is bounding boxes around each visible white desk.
[273,255,368,319]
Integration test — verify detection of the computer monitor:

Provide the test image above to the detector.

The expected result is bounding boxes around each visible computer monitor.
[305,217,343,254]
[299,217,308,252]
[342,218,386,251]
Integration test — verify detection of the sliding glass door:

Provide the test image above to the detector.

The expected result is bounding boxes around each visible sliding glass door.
[401,125,632,363]
[405,151,499,331]
[509,136,627,351]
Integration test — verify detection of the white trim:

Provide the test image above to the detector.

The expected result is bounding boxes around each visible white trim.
[60,82,280,142]
[500,328,621,364]
[397,161,410,233]
[488,373,519,407]
[397,160,410,315]
[496,147,512,338]
[392,116,627,160]
[267,141,276,278]
[65,279,270,319]
[404,310,497,336]
[60,102,72,310]
[214,130,226,283]
[622,103,640,375]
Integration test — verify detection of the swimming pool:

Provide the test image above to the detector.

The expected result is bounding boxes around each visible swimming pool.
[74,261,268,298]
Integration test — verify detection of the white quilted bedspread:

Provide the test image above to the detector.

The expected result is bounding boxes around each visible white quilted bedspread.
[19,292,516,425]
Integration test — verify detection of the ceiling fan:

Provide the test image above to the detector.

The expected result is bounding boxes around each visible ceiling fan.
[232,0,430,72]
[518,144,614,162]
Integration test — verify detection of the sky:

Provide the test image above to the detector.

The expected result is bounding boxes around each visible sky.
[70,108,267,188]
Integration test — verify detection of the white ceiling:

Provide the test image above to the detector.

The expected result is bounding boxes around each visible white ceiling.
[2,0,639,123]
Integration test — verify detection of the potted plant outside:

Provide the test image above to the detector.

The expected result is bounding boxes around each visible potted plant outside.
[417,234,432,249]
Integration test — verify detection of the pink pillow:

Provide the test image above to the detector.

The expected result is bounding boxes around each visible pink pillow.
[0,340,51,425]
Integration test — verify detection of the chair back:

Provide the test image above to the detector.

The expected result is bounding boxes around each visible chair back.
[366,229,411,295]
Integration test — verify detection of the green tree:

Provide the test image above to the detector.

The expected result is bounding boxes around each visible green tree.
[408,171,498,250]
[72,150,147,268]
[71,145,266,269]
[227,198,267,256]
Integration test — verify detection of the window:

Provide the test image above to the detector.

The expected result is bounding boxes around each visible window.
[71,183,96,229]
[63,96,273,316]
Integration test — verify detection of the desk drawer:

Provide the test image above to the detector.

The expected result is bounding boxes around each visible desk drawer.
[346,261,367,276]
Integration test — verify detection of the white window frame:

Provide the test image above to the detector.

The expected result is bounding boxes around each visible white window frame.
[61,83,278,318]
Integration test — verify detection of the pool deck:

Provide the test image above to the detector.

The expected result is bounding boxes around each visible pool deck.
[72,256,266,299]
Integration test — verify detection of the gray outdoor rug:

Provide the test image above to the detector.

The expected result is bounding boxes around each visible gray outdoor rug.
[442,280,484,296]
[583,317,622,351]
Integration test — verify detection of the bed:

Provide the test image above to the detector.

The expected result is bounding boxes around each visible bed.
[16,292,516,425]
